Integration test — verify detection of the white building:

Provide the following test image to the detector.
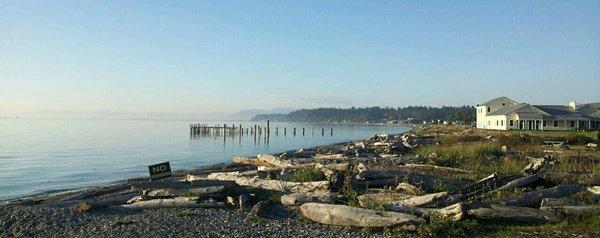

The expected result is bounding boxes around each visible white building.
[476,97,600,131]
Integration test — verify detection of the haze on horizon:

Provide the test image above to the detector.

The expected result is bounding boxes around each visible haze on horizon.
[1,1,599,120]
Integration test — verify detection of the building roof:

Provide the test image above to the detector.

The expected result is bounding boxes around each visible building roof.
[482,98,600,121]
[480,96,518,106]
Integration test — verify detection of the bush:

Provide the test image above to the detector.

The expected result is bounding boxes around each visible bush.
[418,213,479,237]
[290,167,326,182]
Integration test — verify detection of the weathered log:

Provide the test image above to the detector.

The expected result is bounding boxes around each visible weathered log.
[494,173,540,192]
[147,186,227,198]
[281,191,334,206]
[257,154,295,168]
[540,198,580,207]
[300,203,425,228]
[395,182,423,195]
[392,192,448,207]
[206,172,329,194]
[496,185,583,207]
[520,156,547,175]
[540,205,600,216]
[467,205,559,223]
[588,186,600,195]
[313,154,346,161]
[116,197,224,210]
[431,173,500,207]
[354,173,464,192]
[232,156,273,167]
[403,163,473,175]
[358,191,414,208]
[131,179,236,190]
[385,203,465,221]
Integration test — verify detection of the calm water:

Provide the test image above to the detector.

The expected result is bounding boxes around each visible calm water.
[0,119,410,200]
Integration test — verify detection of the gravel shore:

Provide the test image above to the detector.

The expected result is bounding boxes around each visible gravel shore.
[0,204,383,238]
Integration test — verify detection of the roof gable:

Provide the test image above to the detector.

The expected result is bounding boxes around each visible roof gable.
[481,97,518,107]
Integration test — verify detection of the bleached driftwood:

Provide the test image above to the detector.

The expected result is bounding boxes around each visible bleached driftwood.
[540,205,600,216]
[258,154,295,168]
[132,179,236,190]
[313,154,346,160]
[385,203,465,221]
[395,182,424,195]
[117,197,225,210]
[206,172,329,194]
[403,163,473,174]
[588,186,600,195]
[300,203,425,228]
[147,186,227,198]
[520,157,547,175]
[232,156,273,167]
[391,192,448,207]
[496,185,583,207]
[467,205,559,223]
[281,191,333,206]
[494,173,540,192]
[358,191,414,208]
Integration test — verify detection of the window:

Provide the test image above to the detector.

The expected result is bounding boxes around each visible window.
[496,120,499,126]
[487,107,490,112]
[509,120,514,126]
[542,121,546,127]
[501,120,504,126]
[554,121,558,127]
[570,121,575,127]
[502,103,506,106]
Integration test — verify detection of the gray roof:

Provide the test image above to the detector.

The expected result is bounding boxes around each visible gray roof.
[485,100,600,121]
[481,96,518,106]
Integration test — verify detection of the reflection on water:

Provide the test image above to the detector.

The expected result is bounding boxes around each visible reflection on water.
[0,119,410,200]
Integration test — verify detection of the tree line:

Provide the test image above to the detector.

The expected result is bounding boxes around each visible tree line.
[251,106,475,123]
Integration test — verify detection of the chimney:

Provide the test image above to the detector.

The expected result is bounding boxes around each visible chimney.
[568,101,577,110]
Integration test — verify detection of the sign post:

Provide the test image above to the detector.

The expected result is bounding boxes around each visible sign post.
[148,161,172,181]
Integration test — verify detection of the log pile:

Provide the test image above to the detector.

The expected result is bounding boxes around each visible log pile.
[63,132,598,231]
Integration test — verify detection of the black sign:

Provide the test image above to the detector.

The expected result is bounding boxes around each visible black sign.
[148,161,171,180]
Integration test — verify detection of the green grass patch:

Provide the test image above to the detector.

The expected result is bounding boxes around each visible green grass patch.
[417,213,480,237]
[290,167,326,182]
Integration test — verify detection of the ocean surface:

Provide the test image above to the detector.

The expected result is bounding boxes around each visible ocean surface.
[0,119,410,200]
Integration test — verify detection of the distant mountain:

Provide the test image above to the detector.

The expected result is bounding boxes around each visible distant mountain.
[226,108,295,121]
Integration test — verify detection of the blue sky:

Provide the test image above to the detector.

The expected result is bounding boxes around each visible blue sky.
[1,1,599,118]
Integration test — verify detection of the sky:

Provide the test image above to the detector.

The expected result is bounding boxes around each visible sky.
[1,0,599,119]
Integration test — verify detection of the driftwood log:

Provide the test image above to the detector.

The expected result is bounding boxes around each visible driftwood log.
[300,203,425,228]
[257,154,295,168]
[540,205,600,216]
[358,191,414,208]
[395,182,424,195]
[146,186,227,198]
[281,191,334,206]
[116,197,225,210]
[494,173,540,192]
[392,192,448,207]
[467,205,559,223]
[495,185,583,207]
[131,179,236,190]
[206,172,329,194]
[385,203,465,221]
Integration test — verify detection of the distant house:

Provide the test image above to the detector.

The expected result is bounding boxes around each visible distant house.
[476,97,600,131]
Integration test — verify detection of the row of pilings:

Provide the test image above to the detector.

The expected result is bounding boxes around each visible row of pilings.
[190,121,334,137]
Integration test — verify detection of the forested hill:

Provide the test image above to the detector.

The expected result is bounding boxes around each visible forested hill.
[251,106,475,123]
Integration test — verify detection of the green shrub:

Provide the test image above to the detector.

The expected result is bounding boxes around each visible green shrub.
[290,167,326,182]
[418,213,479,237]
